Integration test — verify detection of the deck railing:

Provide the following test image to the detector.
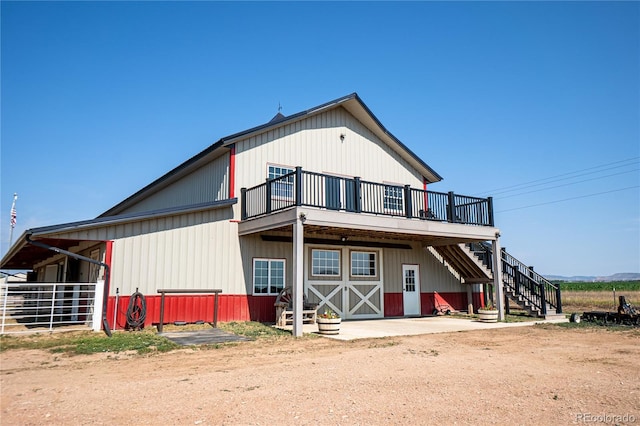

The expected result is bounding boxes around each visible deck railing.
[1,281,103,335]
[241,167,494,226]
[501,250,562,315]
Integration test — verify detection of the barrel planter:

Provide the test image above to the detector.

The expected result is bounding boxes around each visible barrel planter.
[477,309,498,323]
[317,317,341,335]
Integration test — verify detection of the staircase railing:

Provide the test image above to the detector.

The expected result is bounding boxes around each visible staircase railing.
[468,242,562,316]
[501,250,562,315]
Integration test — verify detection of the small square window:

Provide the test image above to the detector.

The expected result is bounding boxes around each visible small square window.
[311,249,340,276]
[351,251,377,276]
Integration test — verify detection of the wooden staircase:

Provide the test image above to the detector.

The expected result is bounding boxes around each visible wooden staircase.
[467,242,563,319]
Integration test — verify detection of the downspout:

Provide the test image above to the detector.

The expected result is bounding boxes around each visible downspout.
[26,235,112,337]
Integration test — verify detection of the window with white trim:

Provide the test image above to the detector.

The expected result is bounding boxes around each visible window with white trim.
[253,258,285,295]
[268,165,294,199]
[351,251,377,277]
[384,185,403,212]
[311,249,340,277]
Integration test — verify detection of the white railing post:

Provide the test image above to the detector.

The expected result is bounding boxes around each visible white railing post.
[1,283,8,334]
[92,280,105,332]
[49,284,57,332]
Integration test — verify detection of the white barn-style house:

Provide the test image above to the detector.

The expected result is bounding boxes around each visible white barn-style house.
[1,93,562,336]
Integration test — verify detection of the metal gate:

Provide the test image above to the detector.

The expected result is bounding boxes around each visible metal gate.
[1,281,103,335]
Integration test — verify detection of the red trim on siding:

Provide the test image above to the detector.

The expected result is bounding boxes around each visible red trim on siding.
[104,240,114,330]
[229,144,236,198]
[384,293,404,317]
[385,292,471,317]
[107,294,278,328]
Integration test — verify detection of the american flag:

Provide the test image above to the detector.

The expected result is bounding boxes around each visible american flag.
[10,205,16,228]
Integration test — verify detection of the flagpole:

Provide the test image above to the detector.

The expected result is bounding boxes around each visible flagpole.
[9,193,17,247]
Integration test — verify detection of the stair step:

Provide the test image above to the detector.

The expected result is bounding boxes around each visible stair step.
[543,313,566,320]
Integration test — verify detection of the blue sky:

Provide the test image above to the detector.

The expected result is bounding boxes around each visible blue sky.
[1,1,638,277]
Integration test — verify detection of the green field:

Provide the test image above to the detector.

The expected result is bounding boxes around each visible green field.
[553,280,639,292]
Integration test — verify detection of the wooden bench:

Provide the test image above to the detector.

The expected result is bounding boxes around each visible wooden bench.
[274,287,318,327]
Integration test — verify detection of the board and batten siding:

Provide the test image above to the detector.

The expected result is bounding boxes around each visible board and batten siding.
[383,245,465,293]
[235,107,425,191]
[120,152,231,215]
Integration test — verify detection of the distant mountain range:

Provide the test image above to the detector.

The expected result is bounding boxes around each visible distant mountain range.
[544,272,640,282]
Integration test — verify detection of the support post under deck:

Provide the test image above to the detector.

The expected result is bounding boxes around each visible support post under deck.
[466,285,474,314]
[292,210,305,337]
[492,237,505,321]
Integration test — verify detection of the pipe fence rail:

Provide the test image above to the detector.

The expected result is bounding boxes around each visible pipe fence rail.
[1,281,103,335]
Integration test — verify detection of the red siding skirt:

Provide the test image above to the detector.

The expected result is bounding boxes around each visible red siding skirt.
[106,294,277,330]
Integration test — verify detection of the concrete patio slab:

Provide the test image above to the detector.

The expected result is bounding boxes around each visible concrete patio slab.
[279,316,568,340]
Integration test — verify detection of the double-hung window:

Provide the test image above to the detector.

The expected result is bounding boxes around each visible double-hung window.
[268,165,294,199]
[253,258,285,295]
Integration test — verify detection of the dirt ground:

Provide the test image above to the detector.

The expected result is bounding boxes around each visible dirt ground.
[1,325,639,425]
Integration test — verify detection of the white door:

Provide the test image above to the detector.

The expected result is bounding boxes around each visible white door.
[402,265,421,316]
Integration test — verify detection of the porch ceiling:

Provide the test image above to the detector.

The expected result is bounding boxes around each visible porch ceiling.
[1,238,84,270]
[265,224,485,247]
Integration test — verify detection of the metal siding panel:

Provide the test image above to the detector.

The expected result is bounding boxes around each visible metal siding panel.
[383,247,425,293]
[381,245,466,296]
[106,206,241,297]
[121,152,230,214]
[235,108,424,195]
[424,247,465,292]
